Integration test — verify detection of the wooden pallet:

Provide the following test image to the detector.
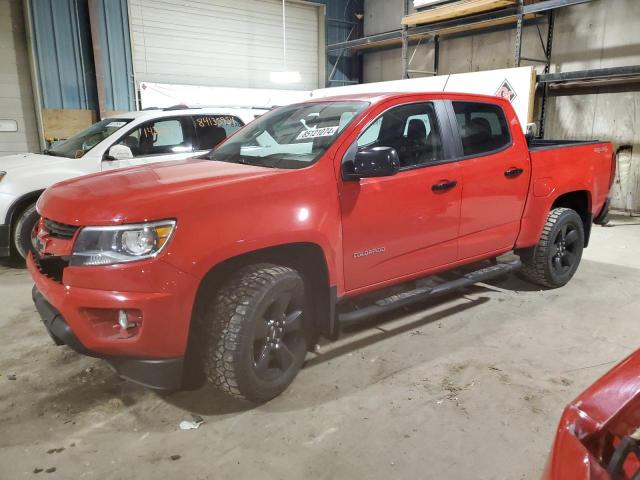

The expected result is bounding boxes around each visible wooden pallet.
[402,0,517,26]
[354,12,538,51]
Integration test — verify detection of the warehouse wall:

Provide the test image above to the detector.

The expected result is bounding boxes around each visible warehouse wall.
[362,0,640,213]
[0,0,39,155]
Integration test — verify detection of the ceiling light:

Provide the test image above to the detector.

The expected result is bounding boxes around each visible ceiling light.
[270,71,301,84]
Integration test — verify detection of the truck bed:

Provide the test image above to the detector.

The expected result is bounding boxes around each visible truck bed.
[528,139,602,151]
[514,140,614,249]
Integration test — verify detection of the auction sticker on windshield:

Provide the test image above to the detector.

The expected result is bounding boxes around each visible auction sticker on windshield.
[106,121,127,128]
[296,126,339,140]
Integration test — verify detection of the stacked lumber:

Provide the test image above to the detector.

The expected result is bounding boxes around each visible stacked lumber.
[402,0,536,26]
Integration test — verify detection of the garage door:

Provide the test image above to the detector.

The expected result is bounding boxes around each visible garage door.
[128,0,322,91]
[0,0,40,155]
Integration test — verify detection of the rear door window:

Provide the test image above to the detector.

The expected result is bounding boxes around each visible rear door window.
[193,115,244,150]
[452,102,511,157]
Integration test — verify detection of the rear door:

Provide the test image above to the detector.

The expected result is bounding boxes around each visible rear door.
[447,100,530,259]
[340,99,462,292]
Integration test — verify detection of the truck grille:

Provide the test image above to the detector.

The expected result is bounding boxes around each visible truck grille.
[33,253,69,283]
[44,218,79,239]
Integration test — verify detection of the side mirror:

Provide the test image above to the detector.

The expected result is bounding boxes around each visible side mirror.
[342,145,400,180]
[106,144,133,161]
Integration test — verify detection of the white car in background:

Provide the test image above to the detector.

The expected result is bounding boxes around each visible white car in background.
[0,106,263,261]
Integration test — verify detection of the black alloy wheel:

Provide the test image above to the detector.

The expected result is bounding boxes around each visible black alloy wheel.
[519,207,585,288]
[197,264,308,402]
[550,222,580,274]
[252,291,305,382]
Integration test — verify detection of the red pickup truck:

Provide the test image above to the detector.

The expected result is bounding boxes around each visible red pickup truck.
[28,92,614,402]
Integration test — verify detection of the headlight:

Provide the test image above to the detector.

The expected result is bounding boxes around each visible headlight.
[70,220,176,266]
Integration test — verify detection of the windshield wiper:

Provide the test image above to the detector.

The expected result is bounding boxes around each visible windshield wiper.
[210,155,277,168]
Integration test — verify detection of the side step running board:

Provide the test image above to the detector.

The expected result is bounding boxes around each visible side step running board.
[338,259,522,324]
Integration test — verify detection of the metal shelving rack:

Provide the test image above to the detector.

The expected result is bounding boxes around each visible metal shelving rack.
[327,0,640,136]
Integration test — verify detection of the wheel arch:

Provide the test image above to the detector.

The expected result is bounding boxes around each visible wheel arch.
[192,242,336,343]
[551,190,592,246]
[5,190,44,227]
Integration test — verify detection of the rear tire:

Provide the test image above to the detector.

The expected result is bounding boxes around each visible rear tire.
[519,207,584,288]
[12,203,39,261]
[196,264,308,403]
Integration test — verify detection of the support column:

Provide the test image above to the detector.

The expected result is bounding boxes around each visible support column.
[513,0,524,67]
[401,0,409,79]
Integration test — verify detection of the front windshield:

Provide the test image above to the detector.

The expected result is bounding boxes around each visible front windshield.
[209,101,368,169]
[47,118,132,159]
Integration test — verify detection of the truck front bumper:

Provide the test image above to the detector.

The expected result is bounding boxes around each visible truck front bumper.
[33,286,184,390]
[0,224,10,257]
[28,253,200,390]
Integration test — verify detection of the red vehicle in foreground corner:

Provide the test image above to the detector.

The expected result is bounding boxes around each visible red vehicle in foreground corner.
[28,92,615,402]
[543,350,640,480]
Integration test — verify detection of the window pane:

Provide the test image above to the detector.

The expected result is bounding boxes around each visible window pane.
[357,117,382,147]
[452,102,510,156]
[153,120,184,146]
[118,118,192,157]
[356,102,443,168]
[194,115,244,150]
[210,101,368,169]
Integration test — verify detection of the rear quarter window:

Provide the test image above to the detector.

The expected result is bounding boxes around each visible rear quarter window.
[453,102,511,157]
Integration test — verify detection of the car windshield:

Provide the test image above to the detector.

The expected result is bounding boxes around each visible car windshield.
[209,101,369,169]
[46,118,133,158]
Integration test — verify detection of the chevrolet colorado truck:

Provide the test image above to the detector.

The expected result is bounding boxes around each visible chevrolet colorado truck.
[0,106,260,261]
[28,92,614,402]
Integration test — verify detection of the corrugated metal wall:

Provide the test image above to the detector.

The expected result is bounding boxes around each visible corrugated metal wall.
[29,0,97,110]
[90,0,135,112]
[28,0,134,116]
[128,0,322,90]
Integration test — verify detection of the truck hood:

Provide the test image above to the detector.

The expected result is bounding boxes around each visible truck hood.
[0,152,85,174]
[38,158,282,225]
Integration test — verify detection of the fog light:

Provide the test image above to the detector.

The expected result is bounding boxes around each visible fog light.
[118,309,130,330]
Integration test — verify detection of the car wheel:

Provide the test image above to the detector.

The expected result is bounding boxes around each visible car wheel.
[196,263,308,402]
[12,203,39,261]
[519,207,585,288]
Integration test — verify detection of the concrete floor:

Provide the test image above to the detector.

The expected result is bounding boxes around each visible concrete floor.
[1,215,639,480]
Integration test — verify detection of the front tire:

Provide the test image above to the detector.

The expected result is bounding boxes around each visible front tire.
[197,264,308,403]
[519,207,585,288]
[12,203,39,261]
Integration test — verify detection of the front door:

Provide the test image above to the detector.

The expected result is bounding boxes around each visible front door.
[102,116,195,171]
[340,101,462,292]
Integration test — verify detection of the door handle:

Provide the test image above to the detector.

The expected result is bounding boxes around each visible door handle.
[504,167,524,178]
[432,180,457,192]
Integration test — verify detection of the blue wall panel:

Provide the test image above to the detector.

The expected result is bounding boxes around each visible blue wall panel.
[92,0,134,112]
[30,0,97,109]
